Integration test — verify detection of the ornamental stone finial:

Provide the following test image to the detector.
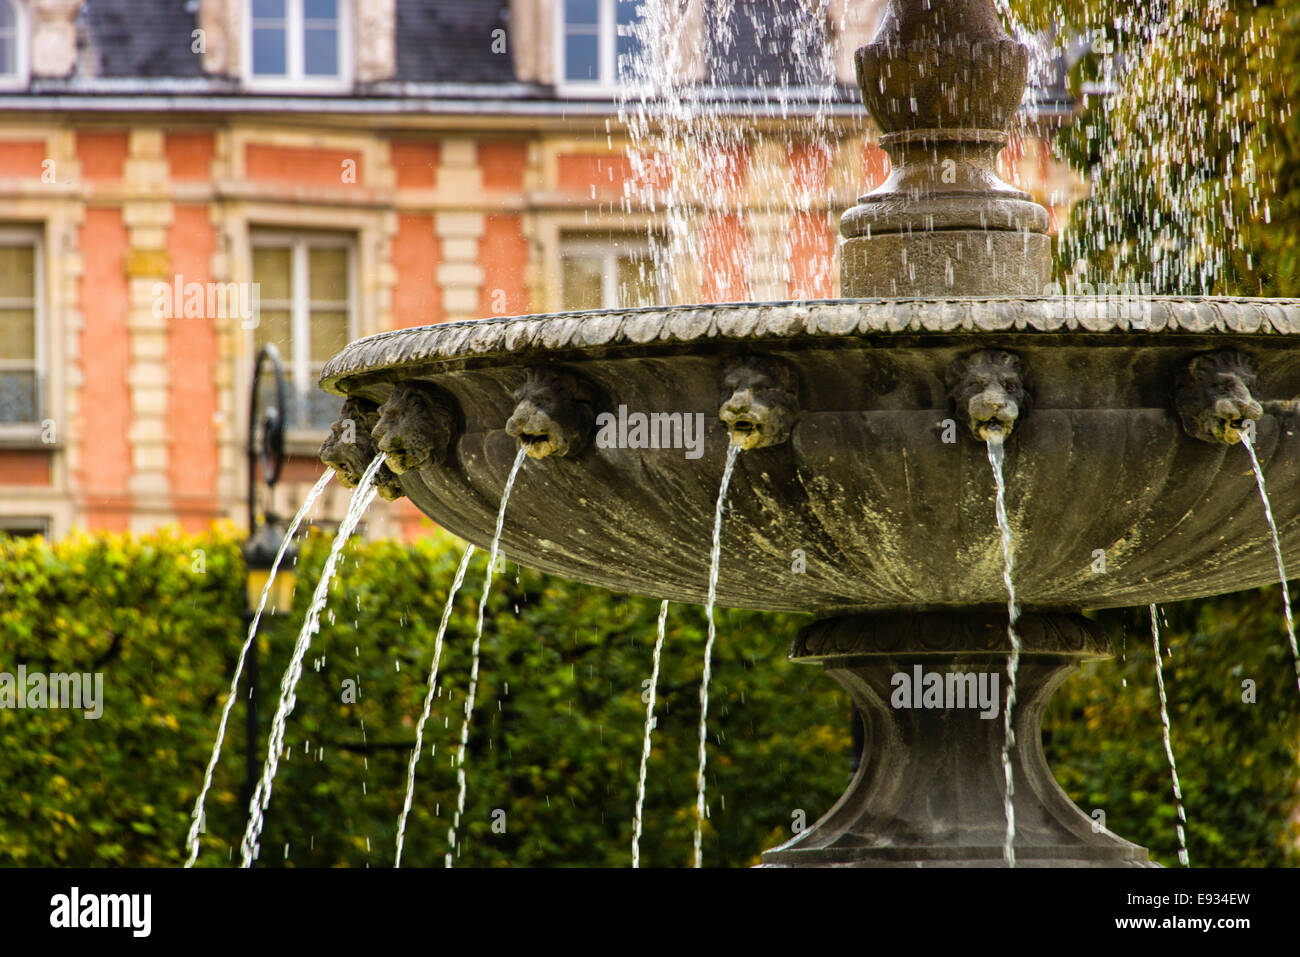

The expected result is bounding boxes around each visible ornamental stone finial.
[840,0,1052,297]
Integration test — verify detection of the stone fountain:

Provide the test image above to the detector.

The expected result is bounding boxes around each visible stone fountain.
[318,0,1300,866]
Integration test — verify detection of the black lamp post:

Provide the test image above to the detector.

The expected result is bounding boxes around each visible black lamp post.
[242,344,295,814]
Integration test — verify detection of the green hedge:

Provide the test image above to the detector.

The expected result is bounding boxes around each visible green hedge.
[0,528,1296,866]
[1048,598,1300,867]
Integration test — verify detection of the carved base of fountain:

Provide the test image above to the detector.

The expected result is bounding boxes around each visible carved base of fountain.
[760,612,1156,867]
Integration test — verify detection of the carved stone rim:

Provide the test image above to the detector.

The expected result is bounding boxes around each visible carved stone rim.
[320,297,1300,394]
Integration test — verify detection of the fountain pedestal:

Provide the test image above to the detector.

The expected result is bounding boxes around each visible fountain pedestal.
[762,612,1154,867]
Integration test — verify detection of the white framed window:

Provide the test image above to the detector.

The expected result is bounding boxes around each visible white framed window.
[0,226,43,429]
[557,0,643,94]
[244,0,352,91]
[560,233,662,311]
[250,231,356,431]
[0,0,30,90]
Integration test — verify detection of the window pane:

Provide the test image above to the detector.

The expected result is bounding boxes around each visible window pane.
[308,246,348,301]
[253,308,293,363]
[0,245,34,298]
[251,246,292,300]
[0,370,35,423]
[0,308,35,360]
[303,0,336,19]
[561,255,604,310]
[252,0,285,18]
[309,308,348,363]
[0,1,13,29]
[616,0,640,26]
[252,26,287,75]
[251,235,353,431]
[565,34,599,81]
[305,387,342,430]
[616,255,657,308]
[304,27,338,76]
[566,0,599,25]
[0,37,11,77]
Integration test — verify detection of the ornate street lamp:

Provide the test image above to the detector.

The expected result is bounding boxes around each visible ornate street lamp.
[242,344,295,810]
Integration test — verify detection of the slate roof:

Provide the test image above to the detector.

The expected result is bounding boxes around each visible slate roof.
[72,0,836,91]
[81,0,204,77]
[53,0,1064,113]
[74,0,518,86]
[708,0,833,89]
[394,0,514,84]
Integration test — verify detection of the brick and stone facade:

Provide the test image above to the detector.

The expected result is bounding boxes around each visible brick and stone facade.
[0,0,1084,539]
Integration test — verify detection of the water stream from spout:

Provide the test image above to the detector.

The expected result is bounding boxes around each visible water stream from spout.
[695,442,742,868]
[1149,604,1191,867]
[632,599,670,868]
[394,541,478,867]
[986,433,1021,867]
[240,454,385,867]
[446,445,528,867]
[185,469,333,867]
[1240,433,1300,699]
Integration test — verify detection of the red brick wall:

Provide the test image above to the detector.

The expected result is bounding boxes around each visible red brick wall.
[478,141,526,191]
[0,140,47,178]
[0,450,50,486]
[391,140,439,189]
[77,207,131,530]
[479,215,529,317]
[165,132,215,182]
[245,144,362,186]
[77,131,129,183]
[557,153,631,195]
[166,205,220,531]
[393,213,442,328]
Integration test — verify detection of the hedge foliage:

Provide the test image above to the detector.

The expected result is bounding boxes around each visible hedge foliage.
[0,527,848,867]
[0,527,1296,867]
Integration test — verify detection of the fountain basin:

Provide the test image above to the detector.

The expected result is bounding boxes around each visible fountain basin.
[321,297,1300,616]
[314,0,1300,869]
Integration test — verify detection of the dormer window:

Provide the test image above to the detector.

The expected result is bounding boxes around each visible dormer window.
[0,0,28,89]
[560,0,643,93]
[246,0,351,91]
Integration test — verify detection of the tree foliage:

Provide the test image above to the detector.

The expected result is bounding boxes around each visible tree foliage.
[1014,0,1297,295]
[0,528,1295,866]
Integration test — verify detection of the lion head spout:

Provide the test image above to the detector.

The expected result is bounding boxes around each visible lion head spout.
[718,357,799,450]
[319,397,406,500]
[1174,351,1263,445]
[505,367,599,459]
[371,382,459,474]
[947,350,1031,441]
